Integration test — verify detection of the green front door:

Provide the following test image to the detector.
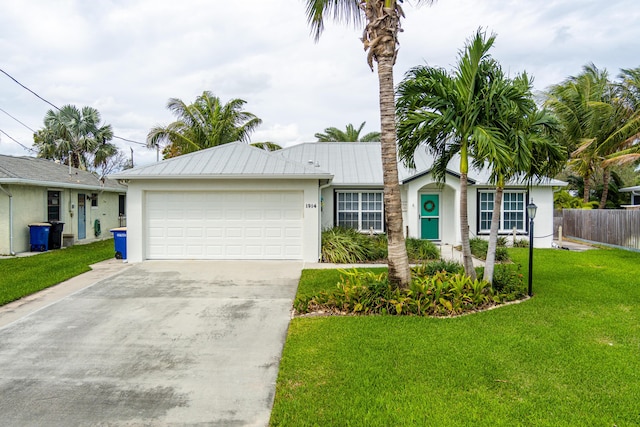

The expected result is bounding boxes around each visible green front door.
[420,194,439,240]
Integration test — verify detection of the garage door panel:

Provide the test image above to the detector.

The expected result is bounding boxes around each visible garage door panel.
[146,191,304,260]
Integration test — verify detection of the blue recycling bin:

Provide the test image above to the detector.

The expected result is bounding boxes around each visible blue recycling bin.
[29,223,51,252]
[110,227,127,259]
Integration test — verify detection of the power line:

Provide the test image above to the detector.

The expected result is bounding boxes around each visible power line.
[0,128,35,153]
[114,135,146,146]
[0,67,147,147]
[0,107,36,132]
[0,67,60,111]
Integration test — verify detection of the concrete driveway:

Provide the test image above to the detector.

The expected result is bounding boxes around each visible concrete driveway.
[0,260,302,426]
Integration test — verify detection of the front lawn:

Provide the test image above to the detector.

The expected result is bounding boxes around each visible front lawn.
[270,248,640,426]
[0,239,115,306]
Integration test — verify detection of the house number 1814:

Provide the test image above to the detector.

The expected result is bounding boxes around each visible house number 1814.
[305,203,317,208]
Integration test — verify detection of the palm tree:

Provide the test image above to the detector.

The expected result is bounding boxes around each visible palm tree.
[397,30,511,279]
[481,78,565,283]
[34,105,116,171]
[147,91,262,158]
[250,142,282,151]
[315,121,380,142]
[305,0,435,287]
[546,65,640,208]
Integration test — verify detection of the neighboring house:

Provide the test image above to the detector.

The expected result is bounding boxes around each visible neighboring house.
[110,142,565,263]
[0,154,127,255]
[620,186,640,207]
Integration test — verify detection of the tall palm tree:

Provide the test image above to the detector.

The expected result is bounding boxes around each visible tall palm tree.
[315,121,380,142]
[147,91,262,158]
[478,73,565,283]
[397,29,510,279]
[547,65,640,208]
[305,0,435,287]
[34,105,116,171]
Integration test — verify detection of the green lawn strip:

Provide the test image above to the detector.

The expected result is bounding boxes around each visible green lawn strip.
[0,239,115,306]
[271,249,640,426]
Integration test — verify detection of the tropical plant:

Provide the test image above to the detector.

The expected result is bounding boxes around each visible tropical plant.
[250,141,282,151]
[479,74,565,283]
[469,237,509,262]
[397,29,513,280]
[320,228,438,263]
[293,268,523,317]
[315,121,380,142]
[33,105,117,172]
[147,91,262,158]
[546,64,640,208]
[305,0,436,288]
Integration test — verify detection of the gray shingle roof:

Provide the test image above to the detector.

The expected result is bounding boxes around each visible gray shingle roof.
[0,154,125,191]
[109,142,333,180]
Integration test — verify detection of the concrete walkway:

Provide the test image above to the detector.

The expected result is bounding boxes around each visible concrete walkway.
[0,260,302,426]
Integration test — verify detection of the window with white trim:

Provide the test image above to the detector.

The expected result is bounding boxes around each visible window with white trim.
[336,191,384,232]
[478,190,526,233]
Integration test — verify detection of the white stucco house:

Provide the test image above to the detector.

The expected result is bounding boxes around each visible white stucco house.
[109,142,565,263]
[0,154,127,255]
[620,185,640,207]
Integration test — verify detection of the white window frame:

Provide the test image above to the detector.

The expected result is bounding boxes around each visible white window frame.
[336,191,384,233]
[478,190,527,234]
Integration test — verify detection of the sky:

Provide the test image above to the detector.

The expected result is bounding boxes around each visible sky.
[1,0,639,167]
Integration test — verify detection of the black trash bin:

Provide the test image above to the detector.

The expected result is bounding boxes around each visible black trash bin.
[48,221,65,250]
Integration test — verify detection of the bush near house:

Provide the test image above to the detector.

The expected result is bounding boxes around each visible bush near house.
[321,227,439,263]
[294,262,525,316]
[469,237,510,261]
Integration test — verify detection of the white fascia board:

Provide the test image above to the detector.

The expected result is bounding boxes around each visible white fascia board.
[0,178,125,192]
[109,173,334,181]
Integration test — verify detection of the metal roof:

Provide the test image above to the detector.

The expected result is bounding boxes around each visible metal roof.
[277,142,384,186]
[278,142,567,187]
[0,154,125,192]
[108,142,333,180]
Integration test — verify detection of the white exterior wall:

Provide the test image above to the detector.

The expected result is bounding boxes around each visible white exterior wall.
[467,185,556,248]
[320,186,334,230]
[0,184,123,254]
[125,179,322,263]
[528,186,555,248]
[403,174,461,245]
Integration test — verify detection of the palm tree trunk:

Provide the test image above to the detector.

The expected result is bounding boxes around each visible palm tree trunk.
[458,142,476,280]
[582,172,591,204]
[483,184,504,284]
[459,171,477,280]
[599,167,610,209]
[377,54,411,288]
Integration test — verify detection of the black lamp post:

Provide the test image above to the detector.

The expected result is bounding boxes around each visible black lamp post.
[527,201,537,297]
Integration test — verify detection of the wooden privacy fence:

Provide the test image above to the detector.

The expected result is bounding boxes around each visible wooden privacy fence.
[562,209,640,250]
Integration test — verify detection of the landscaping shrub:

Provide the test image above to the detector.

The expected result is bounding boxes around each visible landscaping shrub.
[405,238,440,261]
[321,228,439,264]
[294,265,524,317]
[320,227,378,263]
[476,263,526,301]
[412,259,463,276]
[469,237,510,262]
[513,238,529,248]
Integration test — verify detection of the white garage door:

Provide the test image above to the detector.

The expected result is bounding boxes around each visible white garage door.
[146,191,304,260]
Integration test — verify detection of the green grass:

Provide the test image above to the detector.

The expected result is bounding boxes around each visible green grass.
[0,239,115,306]
[271,248,640,426]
